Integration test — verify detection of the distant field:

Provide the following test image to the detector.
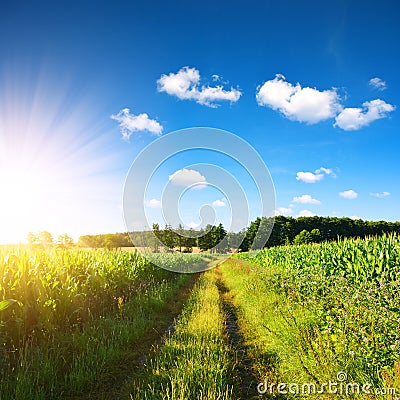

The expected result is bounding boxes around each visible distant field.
[120,246,203,253]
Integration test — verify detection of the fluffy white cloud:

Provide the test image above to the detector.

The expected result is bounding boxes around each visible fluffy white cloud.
[293,194,321,205]
[145,199,161,208]
[169,168,208,189]
[297,209,315,217]
[296,167,335,183]
[256,74,341,124]
[370,191,390,198]
[256,75,395,130]
[369,77,387,91]
[186,221,200,229]
[111,108,163,140]
[274,207,292,216]
[157,66,241,108]
[334,99,395,131]
[339,190,358,199]
[212,199,226,207]
[296,171,324,183]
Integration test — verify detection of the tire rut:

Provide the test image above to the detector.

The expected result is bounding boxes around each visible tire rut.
[79,273,200,400]
[216,271,261,400]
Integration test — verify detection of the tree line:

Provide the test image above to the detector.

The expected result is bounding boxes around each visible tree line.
[149,216,400,252]
[27,231,74,248]
[239,215,400,251]
[77,232,132,249]
[31,216,400,252]
[152,223,228,253]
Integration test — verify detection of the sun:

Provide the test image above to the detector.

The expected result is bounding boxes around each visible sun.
[0,66,130,245]
[0,161,54,244]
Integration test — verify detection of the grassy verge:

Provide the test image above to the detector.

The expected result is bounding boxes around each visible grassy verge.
[219,259,327,388]
[128,270,237,400]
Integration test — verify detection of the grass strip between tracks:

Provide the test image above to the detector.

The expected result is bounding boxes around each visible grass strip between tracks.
[128,269,237,400]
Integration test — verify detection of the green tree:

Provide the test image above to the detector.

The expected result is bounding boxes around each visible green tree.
[227,231,244,250]
[310,228,322,243]
[104,234,116,250]
[239,218,261,251]
[152,223,161,252]
[163,224,176,251]
[252,217,274,249]
[213,223,228,253]
[176,224,185,252]
[182,228,197,253]
[293,229,312,245]
[198,224,215,252]
[266,216,287,248]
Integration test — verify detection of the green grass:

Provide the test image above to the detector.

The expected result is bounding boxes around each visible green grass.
[128,270,237,400]
[220,259,338,387]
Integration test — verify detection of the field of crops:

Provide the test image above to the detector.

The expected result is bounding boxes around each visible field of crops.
[0,248,208,399]
[1,234,399,399]
[229,233,400,396]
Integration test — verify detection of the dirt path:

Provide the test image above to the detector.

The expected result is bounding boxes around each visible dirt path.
[88,265,260,399]
[81,273,200,400]
[215,267,261,400]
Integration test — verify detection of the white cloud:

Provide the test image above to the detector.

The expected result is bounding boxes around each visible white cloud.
[212,199,226,207]
[157,66,241,108]
[186,221,200,229]
[370,191,390,198]
[369,77,387,91]
[296,167,335,183]
[111,108,163,140]
[297,209,315,217]
[145,199,161,208]
[256,74,342,124]
[296,171,324,183]
[334,99,395,131]
[339,190,358,199]
[350,215,361,220]
[315,167,333,176]
[293,194,321,205]
[169,168,208,189]
[256,75,395,131]
[274,207,292,216]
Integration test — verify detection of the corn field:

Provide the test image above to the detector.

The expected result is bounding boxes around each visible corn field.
[1,249,162,342]
[237,233,400,389]
[0,248,209,398]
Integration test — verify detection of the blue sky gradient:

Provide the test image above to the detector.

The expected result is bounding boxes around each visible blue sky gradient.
[0,0,399,242]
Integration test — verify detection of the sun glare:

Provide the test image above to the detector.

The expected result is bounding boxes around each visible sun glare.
[0,66,128,245]
[0,161,55,244]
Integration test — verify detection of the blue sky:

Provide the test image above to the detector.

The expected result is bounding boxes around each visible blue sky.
[0,0,399,242]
